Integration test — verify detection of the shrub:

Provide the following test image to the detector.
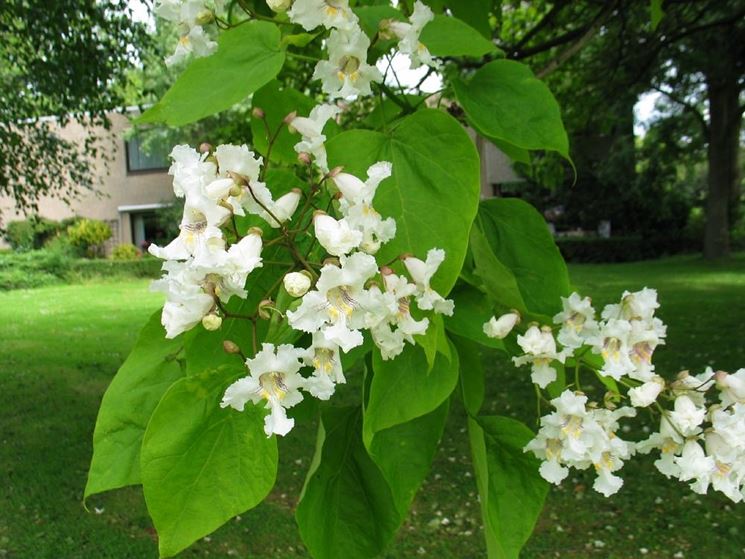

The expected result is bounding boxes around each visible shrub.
[555,235,701,263]
[111,243,141,261]
[66,219,112,258]
[3,216,64,251]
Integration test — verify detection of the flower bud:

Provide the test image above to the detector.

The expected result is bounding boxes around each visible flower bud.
[297,152,312,165]
[199,142,213,154]
[283,111,298,125]
[251,106,266,119]
[283,271,312,298]
[483,311,521,339]
[247,226,263,237]
[258,298,274,320]
[195,9,214,25]
[229,184,243,197]
[202,313,222,331]
[266,0,292,12]
[223,340,241,354]
[326,166,344,179]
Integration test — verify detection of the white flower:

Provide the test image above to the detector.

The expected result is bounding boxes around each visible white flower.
[402,248,454,316]
[335,162,396,254]
[303,330,345,400]
[525,390,636,497]
[675,440,716,494]
[221,343,307,437]
[384,1,438,69]
[669,369,715,406]
[590,318,634,380]
[215,144,263,183]
[513,326,566,388]
[148,215,227,267]
[628,376,665,407]
[368,271,429,360]
[268,189,302,227]
[284,271,312,298]
[601,287,660,322]
[313,27,382,99]
[637,416,684,478]
[553,292,598,349]
[290,103,341,172]
[150,261,215,339]
[287,252,379,352]
[715,369,745,406]
[165,25,217,66]
[288,0,357,31]
[668,395,706,437]
[483,312,520,339]
[313,213,362,256]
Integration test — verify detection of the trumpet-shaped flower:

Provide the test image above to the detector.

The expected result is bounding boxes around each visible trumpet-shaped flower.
[221,343,307,437]
[288,0,357,31]
[303,330,345,400]
[313,213,362,256]
[483,311,520,339]
[290,104,341,172]
[513,326,567,388]
[553,292,598,349]
[313,27,382,99]
[402,248,454,316]
[383,1,438,69]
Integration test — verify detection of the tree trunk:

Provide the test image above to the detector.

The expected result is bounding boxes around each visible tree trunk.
[703,73,741,259]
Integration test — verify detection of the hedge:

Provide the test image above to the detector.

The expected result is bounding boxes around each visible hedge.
[555,235,702,263]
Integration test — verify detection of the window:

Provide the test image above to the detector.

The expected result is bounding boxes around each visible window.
[125,135,169,173]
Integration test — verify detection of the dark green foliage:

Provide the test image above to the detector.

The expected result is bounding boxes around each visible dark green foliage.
[555,235,701,263]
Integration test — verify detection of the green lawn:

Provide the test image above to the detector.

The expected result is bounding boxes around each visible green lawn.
[1,255,744,558]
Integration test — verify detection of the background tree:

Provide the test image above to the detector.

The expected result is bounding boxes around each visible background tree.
[0,0,149,218]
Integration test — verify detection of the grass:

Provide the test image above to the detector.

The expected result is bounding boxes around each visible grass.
[1,254,744,558]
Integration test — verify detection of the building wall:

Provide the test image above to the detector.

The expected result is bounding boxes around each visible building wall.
[0,112,174,249]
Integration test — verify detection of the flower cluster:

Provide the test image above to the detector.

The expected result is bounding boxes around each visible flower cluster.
[525,390,636,497]
[484,290,745,502]
[638,369,745,503]
[148,143,300,338]
[149,122,452,438]
[155,0,221,66]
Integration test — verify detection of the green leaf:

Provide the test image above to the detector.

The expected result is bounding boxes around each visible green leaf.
[85,311,184,500]
[490,137,531,165]
[420,14,498,58]
[453,334,485,416]
[453,60,570,159]
[475,198,570,316]
[447,0,493,38]
[327,109,480,295]
[364,341,458,446]
[445,284,505,350]
[650,0,664,30]
[250,81,316,165]
[296,406,400,559]
[141,367,278,558]
[468,416,548,559]
[367,401,449,516]
[139,21,285,126]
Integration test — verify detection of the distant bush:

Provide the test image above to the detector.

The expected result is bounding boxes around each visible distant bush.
[111,243,141,261]
[3,216,66,251]
[556,235,701,263]
[0,250,161,290]
[66,219,112,258]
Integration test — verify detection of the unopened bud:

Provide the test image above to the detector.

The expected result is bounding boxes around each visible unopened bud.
[199,142,212,154]
[283,111,298,125]
[483,311,521,339]
[258,299,274,320]
[297,152,312,165]
[251,106,265,119]
[326,166,344,179]
[266,0,292,12]
[223,340,241,354]
[283,271,312,297]
[202,313,222,331]
[379,266,394,276]
[247,226,263,237]
[229,184,243,197]
[195,9,214,25]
